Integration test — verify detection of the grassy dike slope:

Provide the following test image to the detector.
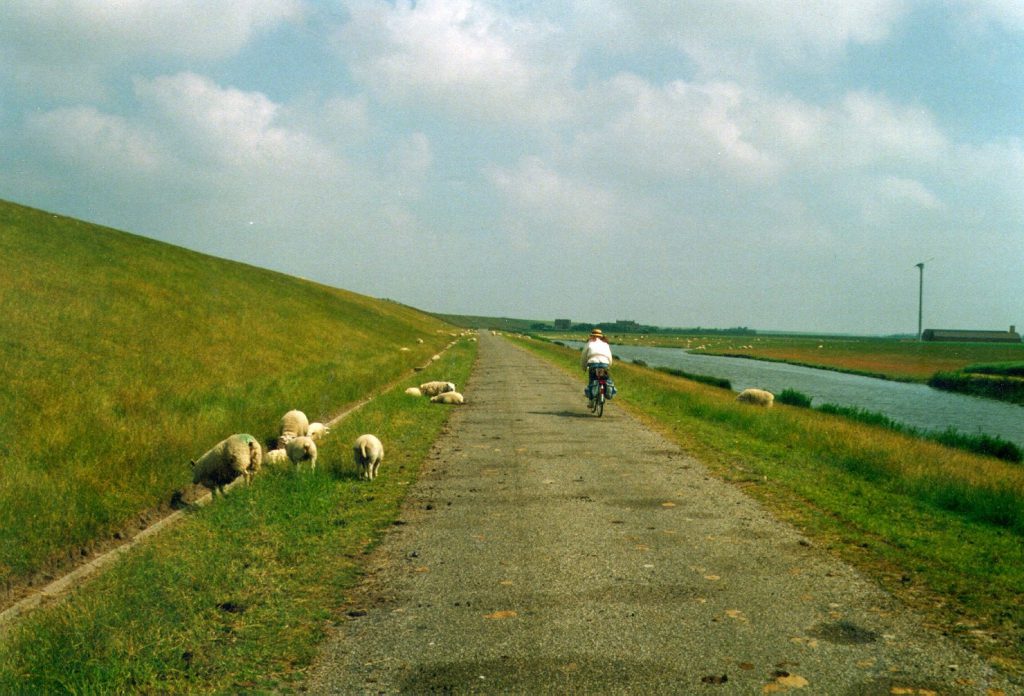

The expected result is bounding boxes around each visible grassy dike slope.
[513,336,1024,677]
[0,200,451,590]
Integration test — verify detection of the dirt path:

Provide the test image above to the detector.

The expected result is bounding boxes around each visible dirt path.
[305,332,1013,694]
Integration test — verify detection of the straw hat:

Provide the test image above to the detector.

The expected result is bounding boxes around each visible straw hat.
[589,328,604,337]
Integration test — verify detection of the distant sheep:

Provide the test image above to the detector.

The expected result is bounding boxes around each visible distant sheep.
[405,387,423,397]
[277,409,309,449]
[286,435,318,471]
[736,388,774,407]
[191,433,261,496]
[430,391,465,405]
[353,434,384,480]
[307,422,330,441]
[265,448,289,465]
[419,380,455,397]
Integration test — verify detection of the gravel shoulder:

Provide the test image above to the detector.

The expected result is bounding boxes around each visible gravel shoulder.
[305,332,1013,694]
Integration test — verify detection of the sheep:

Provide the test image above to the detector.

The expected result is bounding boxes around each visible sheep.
[430,391,465,405]
[286,435,318,470]
[277,409,309,449]
[736,388,775,407]
[405,387,423,397]
[191,433,261,496]
[353,434,384,480]
[265,448,289,465]
[307,422,330,441]
[419,380,456,397]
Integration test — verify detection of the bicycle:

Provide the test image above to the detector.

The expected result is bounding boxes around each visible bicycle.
[587,366,610,417]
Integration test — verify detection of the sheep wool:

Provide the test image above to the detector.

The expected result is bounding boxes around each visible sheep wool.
[353,434,384,480]
[736,388,775,407]
[307,422,330,441]
[286,435,318,470]
[404,387,423,397]
[191,433,260,496]
[430,391,465,405]
[265,448,289,465]
[419,380,455,397]
[277,409,309,449]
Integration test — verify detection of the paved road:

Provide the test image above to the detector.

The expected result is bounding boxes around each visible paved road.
[306,332,1013,694]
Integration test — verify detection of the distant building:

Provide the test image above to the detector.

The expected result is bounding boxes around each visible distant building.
[554,319,572,330]
[921,326,1021,343]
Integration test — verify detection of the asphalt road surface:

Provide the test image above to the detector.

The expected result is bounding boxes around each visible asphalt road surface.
[306,332,1014,694]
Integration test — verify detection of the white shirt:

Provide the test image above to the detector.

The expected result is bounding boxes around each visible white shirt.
[580,338,613,369]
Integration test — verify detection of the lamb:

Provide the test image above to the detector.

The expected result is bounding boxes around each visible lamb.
[353,434,384,480]
[191,433,261,496]
[265,448,289,465]
[419,380,456,397]
[430,391,465,405]
[286,435,318,470]
[736,388,775,407]
[277,409,309,449]
[307,422,330,441]
[405,387,423,397]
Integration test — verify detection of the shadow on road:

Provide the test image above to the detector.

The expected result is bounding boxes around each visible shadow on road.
[527,410,605,419]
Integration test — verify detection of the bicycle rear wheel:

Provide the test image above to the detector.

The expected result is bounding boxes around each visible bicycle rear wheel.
[595,385,605,417]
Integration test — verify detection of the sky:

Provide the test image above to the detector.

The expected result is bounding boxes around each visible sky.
[1,1,1022,335]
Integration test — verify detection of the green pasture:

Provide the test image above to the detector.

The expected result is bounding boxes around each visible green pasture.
[0,200,455,589]
[547,331,1024,383]
[513,335,1024,676]
[0,341,477,693]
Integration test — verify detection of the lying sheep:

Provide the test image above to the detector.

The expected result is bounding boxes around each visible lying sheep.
[191,433,261,496]
[405,387,423,397]
[419,380,455,397]
[277,409,309,449]
[736,388,775,407]
[286,435,318,471]
[265,448,289,465]
[307,422,330,441]
[430,391,465,405]
[353,434,384,480]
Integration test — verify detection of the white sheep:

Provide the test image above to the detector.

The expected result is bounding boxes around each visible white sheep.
[191,433,261,496]
[405,387,423,397]
[277,409,309,449]
[430,391,465,405]
[307,422,330,441]
[419,380,455,397]
[353,434,384,480]
[736,388,775,407]
[265,448,289,465]
[286,435,318,470]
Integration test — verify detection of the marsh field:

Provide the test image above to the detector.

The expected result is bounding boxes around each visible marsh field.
[547,331,1024,383]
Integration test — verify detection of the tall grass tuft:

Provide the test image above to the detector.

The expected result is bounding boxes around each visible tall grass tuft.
[777,388,812,408]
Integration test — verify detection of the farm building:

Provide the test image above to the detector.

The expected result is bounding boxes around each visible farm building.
[921,326,1021,343]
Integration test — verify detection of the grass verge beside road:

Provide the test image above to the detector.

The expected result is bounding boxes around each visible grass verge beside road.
[513,335,1024,677]
[0,341,476,694]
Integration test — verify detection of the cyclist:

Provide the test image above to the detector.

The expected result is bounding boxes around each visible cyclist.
[580,328,613,406]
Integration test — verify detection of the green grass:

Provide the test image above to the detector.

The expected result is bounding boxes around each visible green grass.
[0,340,477,693]
[0,200,456,590]
[513,336,1024,675]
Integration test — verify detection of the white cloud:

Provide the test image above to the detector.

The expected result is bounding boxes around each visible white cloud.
[25,106,163,177]
[337,0,572,124]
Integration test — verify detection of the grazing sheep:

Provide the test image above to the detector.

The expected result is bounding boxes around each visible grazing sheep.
[430,391,465,405]
[353,434,384,480]
[191,433,260,496]
[736,388,775,407]
[277,409,309,449]
[405,387,423,397]
[286,435,318,470]
[419,380,455,397]
[265,448,289,465]
[307,422,330,441]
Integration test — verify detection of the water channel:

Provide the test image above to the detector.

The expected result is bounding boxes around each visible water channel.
[566,341,1024,449]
